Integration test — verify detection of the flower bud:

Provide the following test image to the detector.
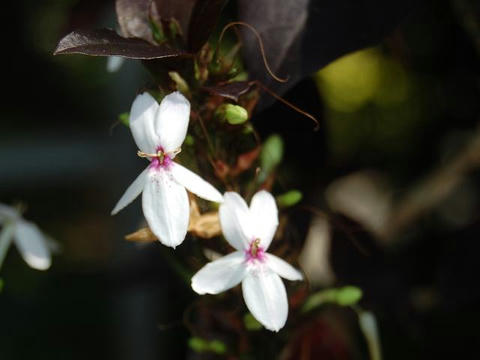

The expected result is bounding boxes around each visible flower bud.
[216,104,249,125]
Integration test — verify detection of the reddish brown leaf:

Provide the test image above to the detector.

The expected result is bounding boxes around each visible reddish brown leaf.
[125,227,157,243]
[231,147,261,176]
[54,29,189,59]
[213,160,230,180]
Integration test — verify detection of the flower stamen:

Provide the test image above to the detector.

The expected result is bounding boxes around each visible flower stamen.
[137,147,182,169]
[251,238,260,256]
[246,238,265,263]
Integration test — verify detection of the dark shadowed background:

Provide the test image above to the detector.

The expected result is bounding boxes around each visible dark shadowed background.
[1,0,479,359]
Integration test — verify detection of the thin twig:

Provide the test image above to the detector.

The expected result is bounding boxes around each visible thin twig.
[216,21,289,83]
[254,81,320,131]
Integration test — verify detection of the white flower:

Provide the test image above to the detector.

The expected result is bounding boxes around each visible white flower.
[112,91,223,248]
[0,204,52,271]
[191,190,303,332]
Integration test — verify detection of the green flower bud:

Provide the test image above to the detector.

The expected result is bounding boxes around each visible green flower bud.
[217,104,249,125]
[118,112,129,127]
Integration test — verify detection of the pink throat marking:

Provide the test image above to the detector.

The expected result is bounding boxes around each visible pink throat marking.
[149,147,172,170]
[245,238,265,263]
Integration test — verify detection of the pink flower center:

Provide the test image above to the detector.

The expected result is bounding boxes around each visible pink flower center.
[245,238,265,263]
[149,147,172,170]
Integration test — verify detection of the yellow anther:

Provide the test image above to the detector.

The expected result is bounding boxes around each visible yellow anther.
[158,151,165,163]
[251,238,261,256]
[137,148,181,160]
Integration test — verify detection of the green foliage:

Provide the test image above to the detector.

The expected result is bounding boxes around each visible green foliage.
[149,19,166,44]
[209,340,227,354]
[243,312,262,331]
[118,112,129,127]
[188,337,208,352]
[277,190,303,208]
[184,135,195,146]
[259,134,284,182]
[0,278,3,293]
[302,286,363,312]
[188,337,227,354]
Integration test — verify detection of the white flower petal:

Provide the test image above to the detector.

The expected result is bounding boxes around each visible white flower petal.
[219,192,253,251]
[249,190,278,250]
[191,251,247,294]
[265,253,303,281]
[13,221,51,270]
[0,204,19,223]
[142,169,189,248]
[111,167,149,215]
[170,162,223,203]
[242,269,288,332]
[129,92,160,153]
[156,92,190,153]
[0,224,15,270]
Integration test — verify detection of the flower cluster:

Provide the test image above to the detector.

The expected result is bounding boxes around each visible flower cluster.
[112,91,303,331]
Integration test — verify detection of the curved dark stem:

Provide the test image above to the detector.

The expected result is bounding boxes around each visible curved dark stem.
[253,81,320,131]
[216,21,289,83]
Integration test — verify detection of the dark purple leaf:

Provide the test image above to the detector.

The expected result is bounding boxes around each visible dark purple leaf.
[53,29,189,59]
[188,0,227,52]
[202,81,253,102]
[154,0,198,38]
[238,0,422,106]
[116,0,154,43]
[238,0,307,100]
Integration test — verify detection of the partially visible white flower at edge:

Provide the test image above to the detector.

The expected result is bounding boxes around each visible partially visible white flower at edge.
[0,204,52,271]
[191,190,303,332]
[111,91,223,248]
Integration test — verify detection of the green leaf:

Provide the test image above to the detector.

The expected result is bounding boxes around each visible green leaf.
[118,112,129,127]
[188,337,227,354]
[277,190,303,207]
[0,278,3,293]
[209,340,227,354]
[258,134,284,182]
[188,337,209,353]
[243,313,262,331]
[337,286,363,306]
[302,286,363,312]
